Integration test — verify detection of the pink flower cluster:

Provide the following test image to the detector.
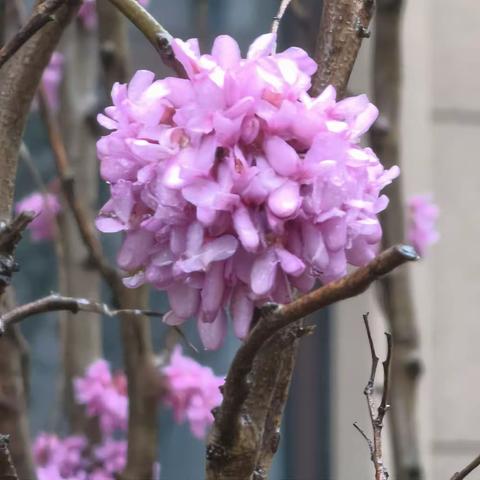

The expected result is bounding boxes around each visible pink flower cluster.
[35,351,221,478]
[96,33,398,349]
[162,346,224,439]
[407,194,439,256]
[15,192,61,242]
[41,52,64,111]
[78,0,149,30]
[34,433,126,480]
[73,359,128,435]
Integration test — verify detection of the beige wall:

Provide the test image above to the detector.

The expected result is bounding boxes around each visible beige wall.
[332,0,480,478]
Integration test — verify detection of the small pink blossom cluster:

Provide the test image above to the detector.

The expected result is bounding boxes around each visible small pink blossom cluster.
[161,346,224,439]
[78,0,149,30]
[73,359,128,435]
[15,192,61,242]
[33,433,126,480]
[407,194,439,256]
[41,52,64,111]
[96,33,398,349]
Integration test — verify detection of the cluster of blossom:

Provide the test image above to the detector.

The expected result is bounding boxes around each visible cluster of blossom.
[161,346,224,438]
[41,52,64,111]
[34,433,127,480]
[73,359,128,435]
[78,0,149,30]
[407,194,439,256]
[15,192,61,241]
[95,32,399,349]
[34,352,222,478]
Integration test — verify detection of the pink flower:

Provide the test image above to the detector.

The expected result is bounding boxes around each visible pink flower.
[96,33,398,349]
[41,52,64,111]
[78,0,150,30]
[34,433,128,480]
[15,192,61,242]
[162,346,224,439]
[407,194,439,256]
[73,359,128,435]
[34,433,88,480]
[93,439,127,475]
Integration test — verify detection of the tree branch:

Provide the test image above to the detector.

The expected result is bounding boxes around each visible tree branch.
[0,0,65,69]
[38,90,122,292]
[206,245,416,478]
[354,313,392,480]
[0,213,35,299]
[271,0,293,35]
[105,0,185,76]
[310,0,375,98]
[0,0,80,222]
[450,454,480,480]
[254,324,313,477]
[0,293,165,333]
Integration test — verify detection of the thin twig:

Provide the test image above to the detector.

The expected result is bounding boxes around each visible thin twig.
[105,0,185,76]
[450,454,480,480]
[37,88,121,292]
[353,421,373,456]
[271,0,293,35]
[355,314,392,480]
[207,245,416,476]
[0,293,165,333]
[0,0,65,69]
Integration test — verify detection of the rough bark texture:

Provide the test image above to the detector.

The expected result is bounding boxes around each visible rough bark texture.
[206,245,416,479]
[310,0,375,98]
[370,2,423,479]
[117,286,158,480]
[58,19,102,437]
[0,0,80,221]
[0,295,34,480]
[0,434,19,480]
[206,323,308,480]
[0,2,79,478]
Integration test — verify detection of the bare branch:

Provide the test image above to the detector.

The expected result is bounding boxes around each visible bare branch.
[271,0,293,35]
[0,0,79,221]
[105,0,185,76]
[0,0,65,70]
[207,245,416,478]
[310,0,375,98]
[0,293,165,333]
[353,421,374,456]
[363,313,379,389]
[37,89,122,292]
[450,454,480,480]
[356,314,392,480]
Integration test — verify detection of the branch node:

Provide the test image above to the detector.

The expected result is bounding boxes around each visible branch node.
[355,18,371,38]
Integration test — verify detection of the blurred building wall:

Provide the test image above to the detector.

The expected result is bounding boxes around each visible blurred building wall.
[333,0,480,478]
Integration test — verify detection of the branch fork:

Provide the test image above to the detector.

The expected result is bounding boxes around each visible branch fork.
[354,313,392,480]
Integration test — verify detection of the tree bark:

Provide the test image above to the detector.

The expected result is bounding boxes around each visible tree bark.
[58,18,102,437]
[0,3,80,478]
[310,0,375,98]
